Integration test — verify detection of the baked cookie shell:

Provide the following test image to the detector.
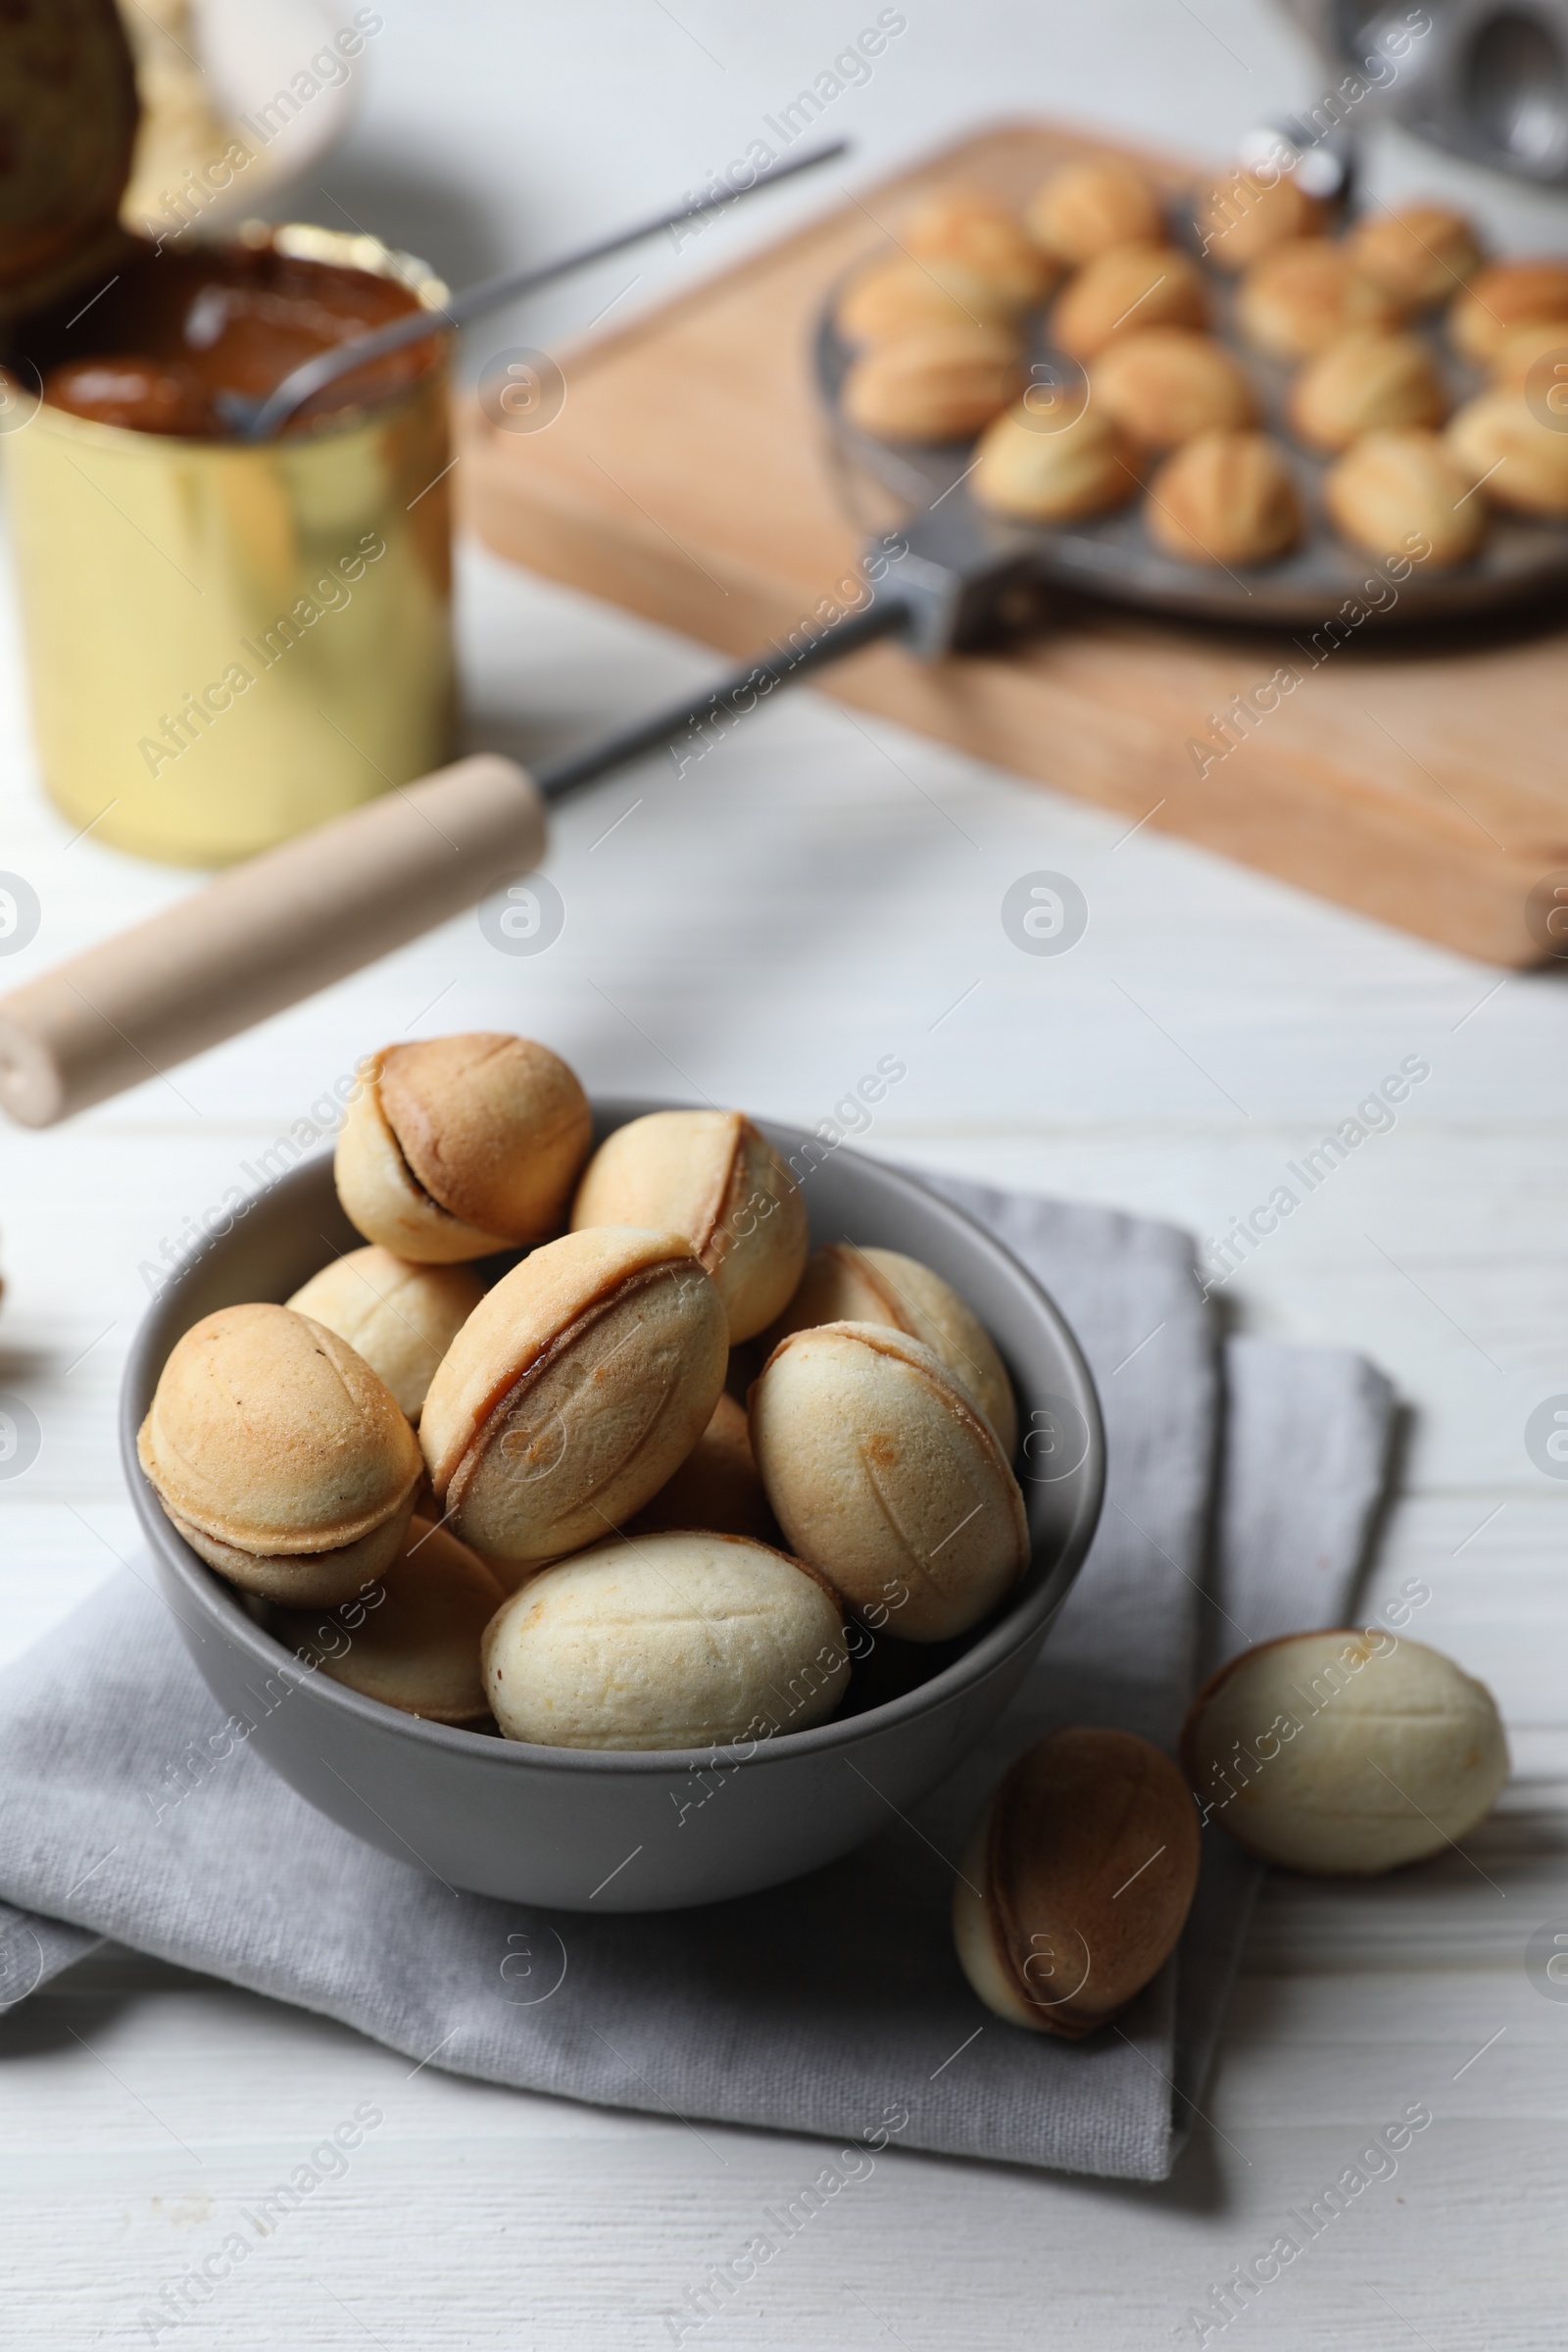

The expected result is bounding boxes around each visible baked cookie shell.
[836,255,1018,342]
[1181,1631,1509,1875]
[1446,388,1568,515]
[1090,326,1257,449]
[764,1242,1017,1456]
[571,1108,808,1342]
[1450,259,1568,363]
[334,1073,510,1263]
[750,1320,1029,1642]
[1146,430,1303,565]
[1025,157,1163,266]
[269,1516,505,1723]
[842,322,1026,441]
[1288,328,1447,453]
[1238,240,1399,360]
[1324,428,1484,564]
[419,1226,728,1564]
[137,1303,422,1556]
[1349,204,1485,309]
[1196,172,1326,271]
[480,1530,849,1749]
[376,1033,592,1242]
[287,1247,485,1420]
[1051,242,1208,362]
[971,403,1139,522]
[166,1492,416,1607]
[954,1728,1200,2037]
[901,183,1059,309]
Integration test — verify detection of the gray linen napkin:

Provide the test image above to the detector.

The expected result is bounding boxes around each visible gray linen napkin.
[0,1178,1394,2180]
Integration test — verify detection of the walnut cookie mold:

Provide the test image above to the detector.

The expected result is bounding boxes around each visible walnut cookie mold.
[816,151,1568,627]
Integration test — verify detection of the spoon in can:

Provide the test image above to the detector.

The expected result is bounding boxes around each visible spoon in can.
[216,138,849,441]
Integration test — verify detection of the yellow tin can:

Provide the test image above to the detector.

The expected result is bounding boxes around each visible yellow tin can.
[4,223,455,868]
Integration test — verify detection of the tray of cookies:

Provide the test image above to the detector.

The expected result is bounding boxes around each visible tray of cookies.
[817,155,1568,627]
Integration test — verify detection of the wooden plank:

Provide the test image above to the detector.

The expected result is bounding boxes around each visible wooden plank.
[459,119,1568,968]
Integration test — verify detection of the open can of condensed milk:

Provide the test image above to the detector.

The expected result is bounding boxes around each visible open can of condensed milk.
[0,3,455,866]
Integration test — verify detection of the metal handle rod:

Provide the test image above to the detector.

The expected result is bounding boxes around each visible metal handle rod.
[534,598,908,803]
[0,595,907,1126]
[0,757,545,1129]
[242,138,851,441]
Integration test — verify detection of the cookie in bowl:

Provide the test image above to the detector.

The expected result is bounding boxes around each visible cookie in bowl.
[750,1320,1030,1642]
[1025,156,1164,266]
[267,1516,505,1725]
[1237,240,1399,360]
[287,1247,484,1420]
[481,1530,850,1750]
[1323,429,1484,565]
[625,1391,777,1543]
[1050,242,1208,361]
[971,400,1138,521]
[571,1107,808,1343]
[764,1242,1017,1454]
[1288,328,1448,453]
[1146,430,1303,566]
[842,321,1026,441]
[335,1033,592,1262]
[418,1225,729,1569]
[1090,327,1257,450]
[136,1302,423,1604]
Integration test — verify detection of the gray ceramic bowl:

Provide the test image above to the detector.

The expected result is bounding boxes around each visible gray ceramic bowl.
[122,1103,1103,1911]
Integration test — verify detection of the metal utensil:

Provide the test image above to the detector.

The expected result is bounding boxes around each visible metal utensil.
[219,139,850,440]
[0,506,1053,1131]
[815,241,1568,631]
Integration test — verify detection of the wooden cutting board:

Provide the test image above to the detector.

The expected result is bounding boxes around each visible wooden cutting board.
[458,119,1568,968]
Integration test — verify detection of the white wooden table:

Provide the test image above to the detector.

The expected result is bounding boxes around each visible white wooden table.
[2,4,1566,2342]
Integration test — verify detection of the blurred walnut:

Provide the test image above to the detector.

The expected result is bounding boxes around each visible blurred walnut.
[900,183,1057,310]
[1288,329,1448,452]
[836,255,1017,341]
[1146,430,1303,566]
[1449,259,1568,363]
[1025,156,1162,265]
[1489,317,1568,392]
[1090,327,1257,449]
[1446,389,1568,516]
[843,322,1025,441]
[1050,243,1208,362]
[1323,429,1485,564]
[1238,239,1399,360]
[1348,204,1485,310]
[972,401,1139,520]
[1196,171,1326,271]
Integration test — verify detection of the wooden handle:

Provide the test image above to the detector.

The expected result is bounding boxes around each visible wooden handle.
[0,755,547,1128]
